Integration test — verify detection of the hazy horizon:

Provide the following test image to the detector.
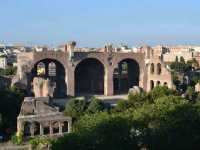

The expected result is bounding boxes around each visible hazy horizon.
[0,0,200,47]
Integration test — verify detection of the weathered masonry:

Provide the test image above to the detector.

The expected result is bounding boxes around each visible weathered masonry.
[17,97,72,137]
[13,43,173,98]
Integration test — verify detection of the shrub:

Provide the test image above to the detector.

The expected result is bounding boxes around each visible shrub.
[185,86,197,101]
[52,92,200,150]
[53,113,139,150]
[87,97,104,113]
[148,86,176,102]
[29,137,51,149]
[11,132,23,145]
[0,66,17,76]
[115,100,129,112]
[128,91,147,107]
[65,98,87,119]
[0,87,24,134]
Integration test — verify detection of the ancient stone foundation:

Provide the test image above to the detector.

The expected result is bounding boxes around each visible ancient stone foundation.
[17,97,72,137]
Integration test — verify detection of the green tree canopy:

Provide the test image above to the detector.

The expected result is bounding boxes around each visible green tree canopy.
[53,112,139,150]
[64,98,87,119]
[86,97,104,114]
[53,87,200,150]
[0,87,24,135]
[0,66,17,76]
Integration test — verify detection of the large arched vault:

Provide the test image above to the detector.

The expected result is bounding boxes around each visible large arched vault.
[113,58,140,94]
[75,58,105,95]
[16,51,147,97]
[31,58,67,98]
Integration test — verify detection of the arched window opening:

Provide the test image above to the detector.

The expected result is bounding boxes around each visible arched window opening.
[62,121,69,133]
[48,62,56,76]
[156,81,160,86]
[37,62,45,76]
[52,122,59,134]
[150,63,154,74]
[33,122,40,136]
[43,126,50,135]
[151,49,154,56]
[23,122,31,137]
[164,82,168,87]
[121,62,128,74]
[150,80,154,90]
[157,63,162,75]
[113,68,119,76]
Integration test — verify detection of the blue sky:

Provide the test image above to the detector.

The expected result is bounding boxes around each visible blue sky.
[0,0,200,47]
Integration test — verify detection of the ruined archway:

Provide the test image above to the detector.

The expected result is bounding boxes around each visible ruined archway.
[33,121,40,136]
[23,122,31,137]
[150,63,155,74]
[75,58,105,95]
[31,59,67,98]
[150,80,154,90]
[156,81,161,86]
[157,63,161,75]
[52,121,59,134]
[113,59,140,94]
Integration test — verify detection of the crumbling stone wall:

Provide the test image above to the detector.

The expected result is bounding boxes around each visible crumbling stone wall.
[33,77,56,97]
[14,43,173,96]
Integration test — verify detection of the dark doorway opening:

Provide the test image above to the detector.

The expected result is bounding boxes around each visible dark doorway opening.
[43,126,50,135]
[52,122,59,134]
[62,121,68,133]
[33,122,40,136]
[23,122,31,137]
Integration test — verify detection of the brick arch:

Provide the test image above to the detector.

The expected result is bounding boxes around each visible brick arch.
[74,57,105,95]
[108,54,145,91]
[112,58,141,80]
[111,54,144,74]
[17,51,148,96]
[112,55,144,76]
[73,54,107,70]
[111,56,141,94]
[31,58,67,98]
[30,58,66,73]
[31,58,66,77]
[112,57,141,70]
